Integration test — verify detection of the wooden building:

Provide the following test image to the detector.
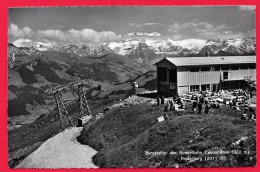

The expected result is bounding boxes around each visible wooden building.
[154,56,256,96]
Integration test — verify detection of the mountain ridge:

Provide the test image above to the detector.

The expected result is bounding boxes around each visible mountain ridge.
[10,35,256,60]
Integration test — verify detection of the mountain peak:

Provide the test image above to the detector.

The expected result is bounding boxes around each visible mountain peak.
[120,32,162,37]
[13,38,33,48]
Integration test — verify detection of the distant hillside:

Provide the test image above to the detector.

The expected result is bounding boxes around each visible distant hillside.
[8,43,153,126]
[7,34,256,124]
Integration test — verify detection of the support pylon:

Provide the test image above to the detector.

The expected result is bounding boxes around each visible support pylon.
[78,84,92,118]
[53,90,74,129]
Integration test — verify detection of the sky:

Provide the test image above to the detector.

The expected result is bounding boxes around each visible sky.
[8,6,256,44]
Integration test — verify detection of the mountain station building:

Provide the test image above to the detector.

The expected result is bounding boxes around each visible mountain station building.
[154,56,256,96]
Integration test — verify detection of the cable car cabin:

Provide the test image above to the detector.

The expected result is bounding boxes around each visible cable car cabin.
[154,56,256,96]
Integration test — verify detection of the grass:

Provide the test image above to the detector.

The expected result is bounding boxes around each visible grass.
[8,85,46,117]
[8,70,157,167]
[77,102,256,168]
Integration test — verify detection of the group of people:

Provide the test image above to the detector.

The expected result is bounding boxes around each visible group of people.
[234,89,253,100]
[156,94,185,112]
[241,106,256,121]
[217,89,252,99]
[191,94,218,114]
[156,95,165,106]
[156,90,256,120]
[224,90,256,121]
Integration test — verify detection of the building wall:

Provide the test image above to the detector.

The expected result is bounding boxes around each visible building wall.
[177,69,256,86]
[156,59,256,95]
[156,59,177,96]
[230,69,256,81]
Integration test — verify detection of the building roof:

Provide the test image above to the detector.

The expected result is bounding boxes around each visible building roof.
[155,56,256,66]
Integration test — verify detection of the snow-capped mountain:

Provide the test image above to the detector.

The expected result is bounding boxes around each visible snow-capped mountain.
[11,39,111,57]
[119,32,162,37]
[198,37,256,56]
[10,33,256,67]
[33,42,53,51]
[106,40,140,56]
[13,38,33,48]
[8,42,40,69]
[106,36,255,57]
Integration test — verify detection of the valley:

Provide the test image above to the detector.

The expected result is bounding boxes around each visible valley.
[7,33,256,168]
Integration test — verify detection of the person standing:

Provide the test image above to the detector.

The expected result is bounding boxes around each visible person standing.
[200,96,204,104]
[204,96,209,105]
[169,100,174,111]
[157,95,160,106]
[192,100,197,113]
[161,95,165,104]
[198,102,202,114]
[205,103,209,114]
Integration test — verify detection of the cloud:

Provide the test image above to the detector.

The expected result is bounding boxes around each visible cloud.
[129,22,160,27]
[129,23,142,28]
[23,27,32,34]
[8,23,33,38]
[167,21,248,40]
[9,23,118,44]
[38,29,66,41]
[143,23,159,26]
[67,28,117,43]
[238,6,255,11]
[167,22,214,32]
[38,28,117,44]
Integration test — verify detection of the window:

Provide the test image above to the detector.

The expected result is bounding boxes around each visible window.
[190,67,200,72]
[190,85,199,92]
[201,67,211,72]
[158,67,167,82]
[169,85,176,92]
[211,66,220,71]
[215,66,221,71]
[178,67,189,71]
[240,64,248,69]
[249,64,256,69]
[201,84,210,91]
[223,71,230,80]
[212,84,218,92]
[239,64,255,70]
[169,68,177,83]
[231,65,239,70]
[221,65,230,71]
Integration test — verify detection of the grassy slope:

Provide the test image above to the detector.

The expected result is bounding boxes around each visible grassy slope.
[8,71,157,168]
[77,103,256,168]
[8,97,120,167]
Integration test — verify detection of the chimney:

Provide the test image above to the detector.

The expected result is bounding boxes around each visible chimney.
[205,52,209,57]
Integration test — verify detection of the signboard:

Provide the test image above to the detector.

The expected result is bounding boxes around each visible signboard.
[157,116,165,122]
